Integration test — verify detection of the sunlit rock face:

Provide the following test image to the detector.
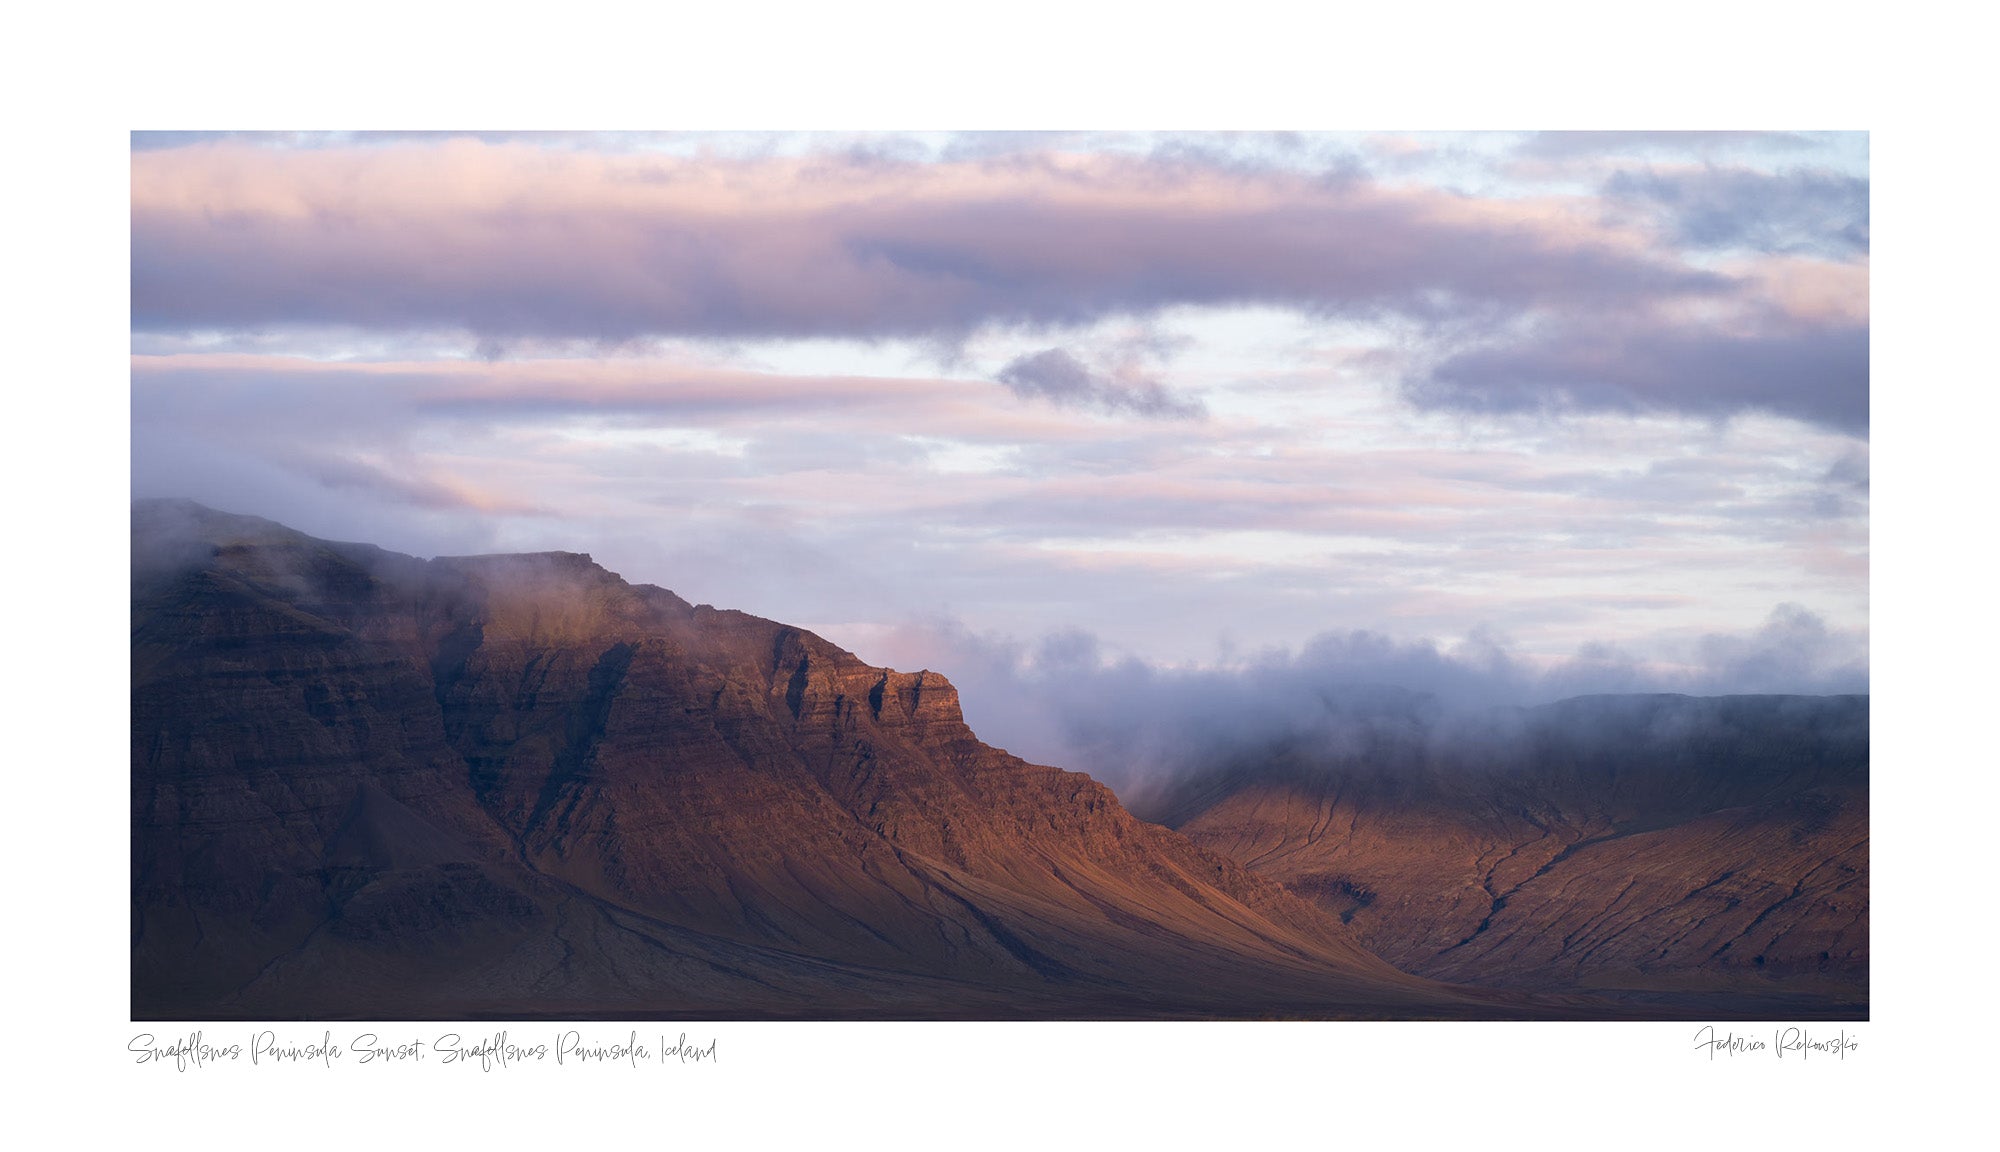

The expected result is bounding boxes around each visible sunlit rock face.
[132,500,1474,1020]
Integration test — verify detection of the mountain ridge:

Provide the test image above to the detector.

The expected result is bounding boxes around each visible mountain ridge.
[132,500,1505,1019]
[1150,691,1867,1009]
[131,500,1864,1019]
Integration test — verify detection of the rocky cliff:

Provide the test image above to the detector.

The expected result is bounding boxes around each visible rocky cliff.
[133,501,1500,1020]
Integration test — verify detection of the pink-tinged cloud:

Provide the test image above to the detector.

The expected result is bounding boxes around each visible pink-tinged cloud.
[131,138,1869,433]
[133,141,1721,343]
[132,351,1868,572]
[129,351,1133,442]
[290,450,557,516]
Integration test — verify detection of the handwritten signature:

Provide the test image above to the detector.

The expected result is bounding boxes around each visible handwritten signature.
[1693,1025,1860,1060]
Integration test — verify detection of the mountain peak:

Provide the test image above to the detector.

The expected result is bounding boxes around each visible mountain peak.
[132,506,1452,1019]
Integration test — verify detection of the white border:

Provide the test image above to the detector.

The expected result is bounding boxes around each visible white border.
[8,3,1983,1145]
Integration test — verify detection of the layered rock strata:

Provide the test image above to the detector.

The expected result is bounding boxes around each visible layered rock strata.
[133,501,1492,1020]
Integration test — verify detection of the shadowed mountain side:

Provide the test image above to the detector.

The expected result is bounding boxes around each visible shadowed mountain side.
[133,500,1513,1019]
[1149,695,1866,1015]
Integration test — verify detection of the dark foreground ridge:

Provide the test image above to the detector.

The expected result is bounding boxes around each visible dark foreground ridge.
[130,501,1865,1019]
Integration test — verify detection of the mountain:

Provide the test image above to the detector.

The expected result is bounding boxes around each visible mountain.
[1144,693,1867,1016]
[133,500,1514,1020]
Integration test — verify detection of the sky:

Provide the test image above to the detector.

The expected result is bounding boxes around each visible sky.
[130,129,1869,772]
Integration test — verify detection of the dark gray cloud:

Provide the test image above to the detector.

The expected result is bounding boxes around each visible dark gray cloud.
[1406,317,1868,433]
[996,348,1204,419]
[1604,166,1869,256]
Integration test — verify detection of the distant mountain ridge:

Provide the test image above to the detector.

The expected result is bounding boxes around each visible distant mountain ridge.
[1148,692,1867,1010]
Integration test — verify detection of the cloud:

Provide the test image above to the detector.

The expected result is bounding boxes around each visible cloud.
[872,605,1868,799]
[1603,165,1869,257]
[996,348,1204,418]
[1513,131,1821,160]
[1824,446,1869,491]
[132,140,1714,343]
[1406,315,1869,433]
[129,130,689,153]
[290,450,555,516]
[130,351,1103,442]
[130,137,1871,433]
[1692,603,1871,694]
[133,345,1868,667]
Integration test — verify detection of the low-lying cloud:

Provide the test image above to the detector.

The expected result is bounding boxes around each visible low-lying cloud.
[864,605,1869,802]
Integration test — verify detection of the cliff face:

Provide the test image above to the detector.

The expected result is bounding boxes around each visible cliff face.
[1150,694,1868,1013]
[131,501,1471,1019]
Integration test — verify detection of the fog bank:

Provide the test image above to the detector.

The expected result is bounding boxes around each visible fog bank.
[851,606,1868,801]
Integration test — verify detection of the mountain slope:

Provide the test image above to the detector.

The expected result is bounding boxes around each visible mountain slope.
[1148,694,1867,1013]
[131,501,1495,1019]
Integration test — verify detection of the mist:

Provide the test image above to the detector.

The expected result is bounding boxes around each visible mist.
[856,607,1868,808]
